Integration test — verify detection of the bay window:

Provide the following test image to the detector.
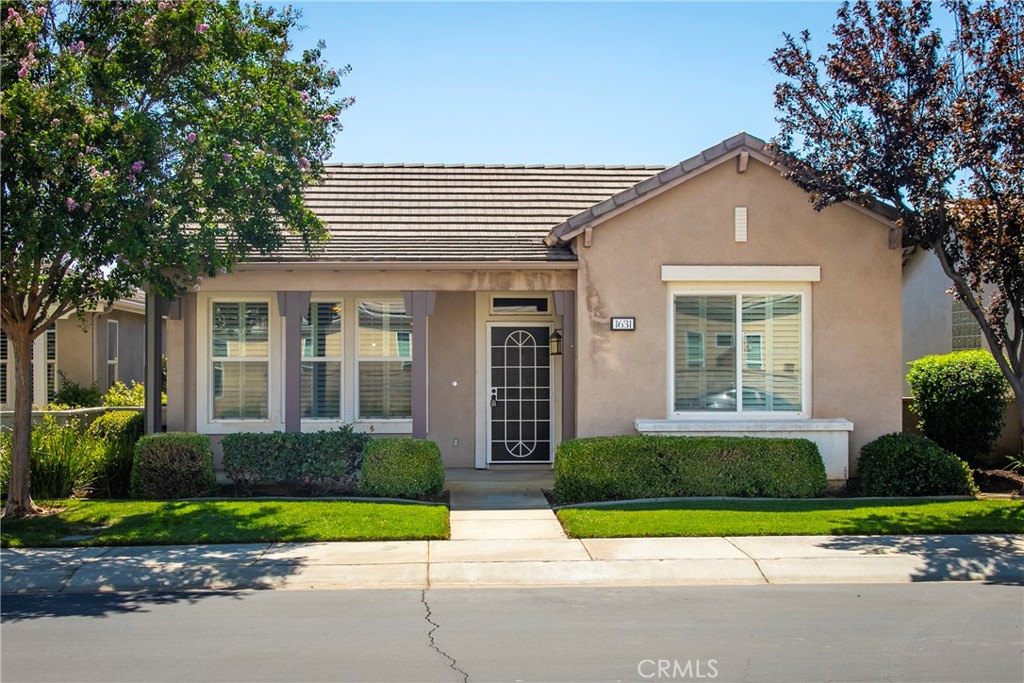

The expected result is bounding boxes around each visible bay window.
[357,300,412,419]
[211,302,269,420]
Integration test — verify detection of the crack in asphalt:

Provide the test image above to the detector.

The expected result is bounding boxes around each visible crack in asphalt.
[421,589,470,683]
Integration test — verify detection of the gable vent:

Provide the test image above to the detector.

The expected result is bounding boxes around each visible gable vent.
[734,207,748,242]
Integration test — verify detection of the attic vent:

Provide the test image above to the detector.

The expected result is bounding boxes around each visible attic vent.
[734,207,748,242]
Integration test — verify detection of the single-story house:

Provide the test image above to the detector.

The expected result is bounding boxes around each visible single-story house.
[160,132,903,484]
[0,294,146,410]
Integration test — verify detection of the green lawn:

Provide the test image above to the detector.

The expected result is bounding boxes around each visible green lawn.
[1,499,449,547]
[556,498,1024,538]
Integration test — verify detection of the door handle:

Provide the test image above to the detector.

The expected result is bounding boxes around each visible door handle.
[490,387,498,408]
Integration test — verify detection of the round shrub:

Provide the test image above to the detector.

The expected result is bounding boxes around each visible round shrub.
[858,433,977,497]
[360,438,444,499]
[131,432,216,500]
[87,410,144,498]
[907,350,1009,466]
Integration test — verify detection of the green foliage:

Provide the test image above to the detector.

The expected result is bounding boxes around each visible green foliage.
[130,433,216,500]
[103,381,167,407]
[87,410,145,498]
[360,439,445,500]
[0,417,103,499]
[222,427,371,495]
[553,435,827,504]
[858,433,978,497]
[907,350,1010,465]
[52,371,103,408]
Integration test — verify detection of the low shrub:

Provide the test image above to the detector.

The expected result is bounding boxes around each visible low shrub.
[0,417,103,499]
[52,371,103,408]
[553,435,827,504]
[360,438,445,499]
[222,426,370,495]
[104,381,167,407]
[858,433,978,497]
[907,350,1010,466]
[87,410,145,498]
[131,433,216,500]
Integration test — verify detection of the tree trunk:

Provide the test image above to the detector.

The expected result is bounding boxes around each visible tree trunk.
[3,323,40,519]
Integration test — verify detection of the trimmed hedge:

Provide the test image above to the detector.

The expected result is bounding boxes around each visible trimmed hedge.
[222,427,370,495]
[858,433,978,497]
[907,350,1009,466]
[360,438,445,499]
[131,433,216,500]
[87,410,144,498]
[553,435,827,504]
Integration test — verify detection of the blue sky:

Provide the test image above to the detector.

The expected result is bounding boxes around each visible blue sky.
[287,2,848,164]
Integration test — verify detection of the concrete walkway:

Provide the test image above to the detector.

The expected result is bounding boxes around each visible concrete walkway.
[2,470,1023,593]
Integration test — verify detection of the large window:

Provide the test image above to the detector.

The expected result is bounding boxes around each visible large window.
[302,301,343,419]
[211,302,269,420]
[673,294,803,414]
[357,300,412,419]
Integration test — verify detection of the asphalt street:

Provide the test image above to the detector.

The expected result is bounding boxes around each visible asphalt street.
[2,583,1021,683]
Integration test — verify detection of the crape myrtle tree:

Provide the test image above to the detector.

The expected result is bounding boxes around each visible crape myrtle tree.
[1,0,354,517]
[770,0,1023,450]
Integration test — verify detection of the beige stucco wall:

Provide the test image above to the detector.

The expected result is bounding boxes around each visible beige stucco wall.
[901,250,953,393]
[54,317,95,389]
[575,157,903,474]
[426,292,477,467]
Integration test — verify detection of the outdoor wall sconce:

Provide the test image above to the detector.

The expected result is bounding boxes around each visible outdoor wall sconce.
[549,329,563,356]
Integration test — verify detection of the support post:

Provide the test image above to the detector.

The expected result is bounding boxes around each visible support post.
[403,291,436,439]
[144,286,169,434]
[277,291,311,433]
[553,290,577,441]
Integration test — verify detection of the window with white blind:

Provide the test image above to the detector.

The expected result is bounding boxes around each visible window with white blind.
[106,320,119,388]
[0,329,8,407]
[211,301,270,420]
[302,301,343,419]
[673,293,804,414]
[45,324,57,404]
[357,300,412,419]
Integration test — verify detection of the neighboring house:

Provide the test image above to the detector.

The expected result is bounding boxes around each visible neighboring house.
[0,294,146,410]
[162,133,903,484]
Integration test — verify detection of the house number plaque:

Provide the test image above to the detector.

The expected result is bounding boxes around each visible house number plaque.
[610,317,636,331]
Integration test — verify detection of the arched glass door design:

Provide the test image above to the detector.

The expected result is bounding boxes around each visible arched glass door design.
[488,325,552,463]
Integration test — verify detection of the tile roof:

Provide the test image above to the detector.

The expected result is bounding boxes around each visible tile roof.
[250,164,666,263]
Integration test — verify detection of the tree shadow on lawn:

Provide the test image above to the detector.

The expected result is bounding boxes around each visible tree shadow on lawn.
[1,503,326,619]
[821,506,1024,584]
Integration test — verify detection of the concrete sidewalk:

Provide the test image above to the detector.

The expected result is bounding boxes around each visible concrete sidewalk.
[3,534,1022,594]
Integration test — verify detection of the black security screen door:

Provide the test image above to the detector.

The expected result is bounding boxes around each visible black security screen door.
[489,326,552,463]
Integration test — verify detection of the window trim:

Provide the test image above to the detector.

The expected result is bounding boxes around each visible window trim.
[489,294,553,316]
[666,281,812,420]
[354,297,413,422]
[301,299,345,422]
[106,319,119,389]
[197,294,279,431]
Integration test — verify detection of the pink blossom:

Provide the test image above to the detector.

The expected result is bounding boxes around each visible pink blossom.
[0,131,6,141]
[68,40,85,54]
[6,9,24,26]
[222,153,233,164]
[321,114,334,122]
[231,139,240,147]
[70,133,79,143]
[157,1,168,9]
[17,66,29,79]
[195,22,209,34]
[35,6,47,17]
[186,132,196,143]
[131,160,145,174]
[103,170,110,177]
[297,156,310,171]
[300,91,310,101]
[328,69,336,77]
[51,118,59,125]
[66,197,79,211]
